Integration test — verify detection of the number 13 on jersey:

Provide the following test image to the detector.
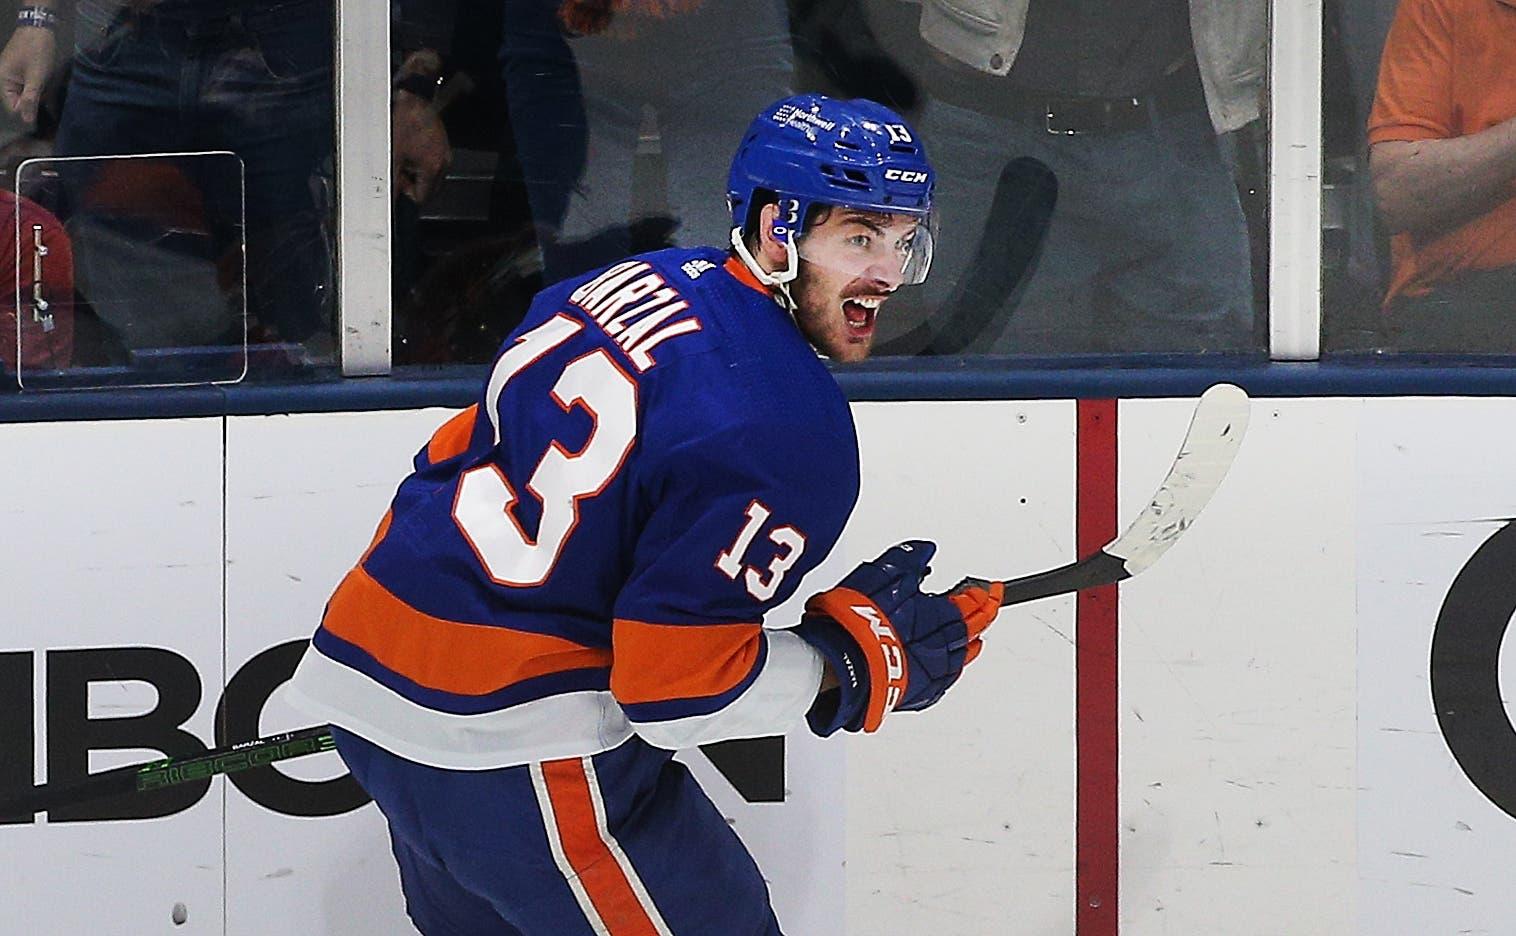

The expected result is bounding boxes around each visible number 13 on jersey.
[716,501,807,602]
[453,314,638,587]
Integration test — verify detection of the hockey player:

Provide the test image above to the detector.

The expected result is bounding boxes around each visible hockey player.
[287,93,1004,935]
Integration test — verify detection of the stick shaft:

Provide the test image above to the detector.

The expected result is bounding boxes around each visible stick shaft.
[0,725,334,817]
[998,551,1131,607]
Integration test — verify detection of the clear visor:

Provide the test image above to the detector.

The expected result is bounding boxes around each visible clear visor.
[793,207,936,287]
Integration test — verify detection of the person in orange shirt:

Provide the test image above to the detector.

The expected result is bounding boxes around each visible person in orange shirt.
[1368,0,1516,351]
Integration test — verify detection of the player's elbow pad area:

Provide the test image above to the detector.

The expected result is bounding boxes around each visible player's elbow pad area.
[611,621,824,749]
[611,618,766,731]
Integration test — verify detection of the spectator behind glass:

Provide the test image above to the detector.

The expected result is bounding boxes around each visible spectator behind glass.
[0,0,336,361]
[391,0,539,367]
[863,0,1266,354]
[1368,0,1516,352]
[500,0,792,285]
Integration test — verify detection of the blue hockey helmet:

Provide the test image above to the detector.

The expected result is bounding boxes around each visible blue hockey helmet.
[727,94,936,285]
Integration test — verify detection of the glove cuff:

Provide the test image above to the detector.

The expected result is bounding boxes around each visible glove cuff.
[801,587,906,733]
[793,613,867,736]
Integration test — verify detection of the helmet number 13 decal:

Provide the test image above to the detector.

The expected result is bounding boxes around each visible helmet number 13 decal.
[454,314,638,587]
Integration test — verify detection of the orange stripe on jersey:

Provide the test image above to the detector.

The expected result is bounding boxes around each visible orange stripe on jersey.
[723,255,774,297]
[359,510,393,564]
[609,619,762,704]
[426,404,479,464]
[540,758,664,936]
[321,565,611,695]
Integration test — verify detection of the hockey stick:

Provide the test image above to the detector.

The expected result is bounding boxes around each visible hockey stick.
[0,724,335,819]
[1,387,1246,815]
[955,382,1250,605]
[877,155,1058,357]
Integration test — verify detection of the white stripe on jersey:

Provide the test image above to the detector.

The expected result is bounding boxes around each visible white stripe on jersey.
[287,628,825,767]
[286,647,634,769]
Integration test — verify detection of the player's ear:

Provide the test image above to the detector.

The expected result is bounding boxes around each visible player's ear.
[756,202,790,268]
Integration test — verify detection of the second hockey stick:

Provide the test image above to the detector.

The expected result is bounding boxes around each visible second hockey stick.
[0,724,335,819]
[956,382,1251,605]
[877,155,1058,357]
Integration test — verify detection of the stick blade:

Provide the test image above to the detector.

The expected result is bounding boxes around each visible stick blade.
[1104,382,1250,576]
[953,383,1249,608]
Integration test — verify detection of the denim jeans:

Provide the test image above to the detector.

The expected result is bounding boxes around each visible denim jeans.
[56,0,334,348]
[881,95,1257,354]
[501,0,793,284]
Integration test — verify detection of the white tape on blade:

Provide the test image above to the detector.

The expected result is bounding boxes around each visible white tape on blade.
[1105,383,1250,576]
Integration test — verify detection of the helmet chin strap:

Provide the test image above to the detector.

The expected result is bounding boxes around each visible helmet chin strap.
[730,226,800,313]
[730,226,836,361]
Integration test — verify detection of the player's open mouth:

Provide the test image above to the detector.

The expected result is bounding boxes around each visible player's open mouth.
[842,295,885,336]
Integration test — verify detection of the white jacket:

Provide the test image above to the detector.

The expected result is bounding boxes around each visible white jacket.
[902,0,1266,134]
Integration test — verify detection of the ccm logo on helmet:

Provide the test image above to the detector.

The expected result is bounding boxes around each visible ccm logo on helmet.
[883,169,929,184]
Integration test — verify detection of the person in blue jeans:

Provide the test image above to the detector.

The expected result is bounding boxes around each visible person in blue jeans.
[860,0,1267,354]
[499,0,794,285]
[0,0,336,354]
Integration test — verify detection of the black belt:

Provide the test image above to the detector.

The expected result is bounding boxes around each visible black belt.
[113,0,328,39]
[917,54,1205,135]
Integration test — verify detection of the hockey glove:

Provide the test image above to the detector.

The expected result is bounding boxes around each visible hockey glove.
[794,541,1003,736]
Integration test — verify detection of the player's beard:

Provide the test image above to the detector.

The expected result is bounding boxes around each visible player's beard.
[789,261,878,363]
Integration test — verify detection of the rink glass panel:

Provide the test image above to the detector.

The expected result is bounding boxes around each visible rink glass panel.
[390,0,1272,364]
[13,152,249,388]
[0,0,337,388]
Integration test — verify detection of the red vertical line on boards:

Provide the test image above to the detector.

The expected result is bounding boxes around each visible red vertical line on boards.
[1076,398,1118,935]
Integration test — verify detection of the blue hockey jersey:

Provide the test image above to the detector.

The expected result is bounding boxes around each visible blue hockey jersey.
[288,248,861,768]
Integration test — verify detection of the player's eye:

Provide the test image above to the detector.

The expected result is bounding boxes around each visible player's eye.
[846,233,872,249]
